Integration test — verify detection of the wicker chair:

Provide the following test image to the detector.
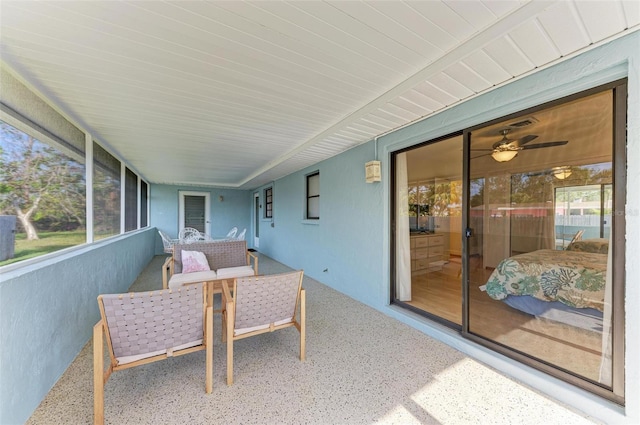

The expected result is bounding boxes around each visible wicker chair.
[93,283,213,425]
[158,230,178,253]
[179,227,204,243]
[225,227,238,239]
[221,270,305,385]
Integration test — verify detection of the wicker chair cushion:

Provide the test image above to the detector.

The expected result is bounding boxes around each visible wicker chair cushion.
[216,265,255,280]
[100,284,204,365]
[234,272,301,334]
[168,270,218,289]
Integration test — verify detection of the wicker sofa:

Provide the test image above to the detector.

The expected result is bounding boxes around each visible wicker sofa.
[162,240,258,291]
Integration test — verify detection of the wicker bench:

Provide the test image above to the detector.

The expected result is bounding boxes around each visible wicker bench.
[162,240,258,294]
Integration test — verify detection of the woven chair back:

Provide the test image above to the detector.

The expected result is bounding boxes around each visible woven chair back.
[173,240,247,273]
[99,284,204,359]
[234,271,302,330]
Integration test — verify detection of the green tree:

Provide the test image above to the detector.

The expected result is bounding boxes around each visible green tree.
[0,122,85,240]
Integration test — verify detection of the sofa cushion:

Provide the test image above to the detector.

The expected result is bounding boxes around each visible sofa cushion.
[169,270,218,289]
[216,265,255,279]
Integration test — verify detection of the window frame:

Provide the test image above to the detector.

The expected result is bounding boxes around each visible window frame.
[306,172,320,220]
[264,186,273,219]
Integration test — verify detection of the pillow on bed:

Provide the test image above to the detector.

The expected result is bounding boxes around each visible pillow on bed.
[181,250,210,273]
[566,239,609,254]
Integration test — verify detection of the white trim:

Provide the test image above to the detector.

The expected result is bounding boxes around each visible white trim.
[85,134,93,243]
[120,163,125,235]
[253,192,260,249]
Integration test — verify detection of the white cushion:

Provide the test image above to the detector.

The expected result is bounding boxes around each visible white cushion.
[181,250,210,273]
[215,265,255,279]
[169,270,218,289]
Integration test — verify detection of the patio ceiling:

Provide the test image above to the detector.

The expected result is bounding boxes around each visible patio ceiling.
[1,1,638,189]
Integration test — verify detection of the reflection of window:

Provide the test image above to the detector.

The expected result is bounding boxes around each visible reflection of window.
[93,142,121,239]
[265,187,273,219]
[306,172,319,220]
[555,179,612,248]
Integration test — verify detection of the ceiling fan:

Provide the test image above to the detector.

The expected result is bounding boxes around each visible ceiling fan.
[472,129,568,162]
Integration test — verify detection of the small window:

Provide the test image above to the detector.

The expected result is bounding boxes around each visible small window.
[306,172,319,220]
[93,142,121,240]
[140,180,148,228]
[264,187,273,219]
[124,167,137,232]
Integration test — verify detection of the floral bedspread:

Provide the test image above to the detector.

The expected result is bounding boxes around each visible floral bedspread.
[484,249,607,312]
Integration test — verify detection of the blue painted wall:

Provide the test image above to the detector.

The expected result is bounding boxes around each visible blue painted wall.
[150,184,253,253]
[255,142,385,305]
[0,229,156,425]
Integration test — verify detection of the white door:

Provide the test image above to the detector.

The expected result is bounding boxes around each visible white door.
[253,192,259,248]
[179,191,210,236]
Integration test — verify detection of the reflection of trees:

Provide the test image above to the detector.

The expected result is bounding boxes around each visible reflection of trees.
[407,180,462,217]
[93,168,120,235]
[470,164,612,209]
[0,122,86,239]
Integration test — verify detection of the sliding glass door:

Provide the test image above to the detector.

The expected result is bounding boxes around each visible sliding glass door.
[391,80,626,403]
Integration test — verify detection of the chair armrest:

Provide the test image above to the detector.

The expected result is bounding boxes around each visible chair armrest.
[221,280,233,305]
[246,251,258,275]
[162,256,173,289]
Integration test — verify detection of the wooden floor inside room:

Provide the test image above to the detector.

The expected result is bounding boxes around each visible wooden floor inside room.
[405,255,603,383]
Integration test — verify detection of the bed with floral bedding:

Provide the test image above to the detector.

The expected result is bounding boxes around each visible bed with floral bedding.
[481,245,608,331]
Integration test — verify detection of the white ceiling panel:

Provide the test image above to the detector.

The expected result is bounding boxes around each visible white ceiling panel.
[444,1,503,31]
[461,50,512,86]
[1,1,637,189]
[482,36,534,77]
[622,0,640,27]
[443,62,492,94]
[575,1,628,43]
[429,72,475,101]
[508,19,560,67]
[537,2,591,57]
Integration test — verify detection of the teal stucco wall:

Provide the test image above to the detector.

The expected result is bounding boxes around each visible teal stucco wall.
[0,228,156,424]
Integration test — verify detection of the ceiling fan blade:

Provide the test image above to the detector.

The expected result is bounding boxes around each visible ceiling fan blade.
[521,140,568,150]
[513,134,538,147]
[471,152,492,159]
[469,148,495,151]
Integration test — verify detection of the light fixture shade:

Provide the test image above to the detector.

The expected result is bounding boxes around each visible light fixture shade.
[491,150,518,162]
[552,166,572,180]
[365,160,381,183]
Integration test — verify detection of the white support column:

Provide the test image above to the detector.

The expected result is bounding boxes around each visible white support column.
[85,134,94,243]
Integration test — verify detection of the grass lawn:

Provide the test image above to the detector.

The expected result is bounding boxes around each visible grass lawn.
[0,231,86,266]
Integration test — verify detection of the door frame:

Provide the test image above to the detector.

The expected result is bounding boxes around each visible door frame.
[253,192,260,248]
[178,191,210,236]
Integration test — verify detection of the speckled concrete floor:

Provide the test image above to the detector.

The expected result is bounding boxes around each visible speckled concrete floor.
[27,254,600,425]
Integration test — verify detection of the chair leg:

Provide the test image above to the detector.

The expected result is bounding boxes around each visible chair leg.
[300,289,306,362]
[205,306,213,394]
[226,301,234,385]
[93,322,104,425]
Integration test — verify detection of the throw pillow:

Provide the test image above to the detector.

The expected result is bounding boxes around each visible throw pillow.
[181,250,210,273]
